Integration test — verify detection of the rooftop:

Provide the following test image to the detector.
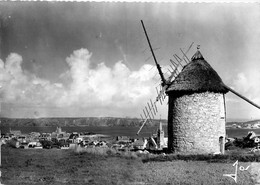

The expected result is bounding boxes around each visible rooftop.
[166,50,229,94]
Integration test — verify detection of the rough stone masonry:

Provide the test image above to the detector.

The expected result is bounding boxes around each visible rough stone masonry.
[168,92,226,154]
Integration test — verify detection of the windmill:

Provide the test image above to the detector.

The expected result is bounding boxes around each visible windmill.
[138,20,260,154]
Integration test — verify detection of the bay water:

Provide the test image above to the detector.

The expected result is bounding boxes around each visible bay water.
[1,126,260,138]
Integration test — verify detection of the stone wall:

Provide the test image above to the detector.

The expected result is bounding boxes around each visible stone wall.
[167,92,226,154]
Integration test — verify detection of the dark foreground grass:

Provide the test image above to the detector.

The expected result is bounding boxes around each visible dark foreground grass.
[0,146,257,185]
[142,152,260,163]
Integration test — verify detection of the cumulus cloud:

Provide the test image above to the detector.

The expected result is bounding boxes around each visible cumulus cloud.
[0,53,65,106]
[58,48,159,108]
[1,49,164,118]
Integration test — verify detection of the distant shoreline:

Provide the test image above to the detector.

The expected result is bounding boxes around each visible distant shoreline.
[227,127,260,130]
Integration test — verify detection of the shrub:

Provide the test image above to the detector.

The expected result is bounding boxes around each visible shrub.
[106,148,117,156]
[142,152,260,163]
[73,146,141,159]
[40,140,53,149]
[74,146,118,156]
[121,151,138,159]
[6,138,19,148]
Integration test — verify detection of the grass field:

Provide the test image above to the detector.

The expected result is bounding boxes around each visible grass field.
[0,146,258,185]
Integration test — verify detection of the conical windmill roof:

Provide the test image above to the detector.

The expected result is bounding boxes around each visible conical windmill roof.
[166,50,229,94]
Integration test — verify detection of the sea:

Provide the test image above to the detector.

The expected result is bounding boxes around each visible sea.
[1,126,260,138]
[0,126,159,138]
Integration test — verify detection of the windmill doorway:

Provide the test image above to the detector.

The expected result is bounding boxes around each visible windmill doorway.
[219,136,225,154]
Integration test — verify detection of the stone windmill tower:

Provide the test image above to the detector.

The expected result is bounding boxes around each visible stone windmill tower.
[138,20,260,154]
[166,50,229,154]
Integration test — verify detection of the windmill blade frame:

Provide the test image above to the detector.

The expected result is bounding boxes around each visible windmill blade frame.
[223,84,260,110]
[137,20,195,135]
[141,20,167,86]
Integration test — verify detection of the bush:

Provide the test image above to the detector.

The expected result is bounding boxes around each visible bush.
[232,138,257,148]
[73,145,260,163]
[106,148,117,156]
[74,146,114,156]
[40,140,53,149]
[142,152,260,163]
[73,146,141,159]
[121,151,138,159]
[6,138,20,148]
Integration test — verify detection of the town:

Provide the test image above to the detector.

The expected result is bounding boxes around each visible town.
[0,122,168,152]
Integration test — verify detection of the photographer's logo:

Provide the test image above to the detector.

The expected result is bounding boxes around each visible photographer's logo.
[223,160,250,183]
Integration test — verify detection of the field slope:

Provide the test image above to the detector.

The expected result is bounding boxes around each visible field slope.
[0,147,256,185]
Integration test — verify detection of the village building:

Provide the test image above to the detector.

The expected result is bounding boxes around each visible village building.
[9,129,21,137]
[116,136,131,143]
[146,121,167,151]
[166,50,229,154]
[51,127,70,142]
[39,133,52,141]
[156,121,165,149]
[133,138,148,150]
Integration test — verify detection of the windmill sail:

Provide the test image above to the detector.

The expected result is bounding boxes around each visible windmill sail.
[141,20,167,86]
[155,45,194,104]
[137,119,148,135]
[137,20,194,135]
[223,84,260,110]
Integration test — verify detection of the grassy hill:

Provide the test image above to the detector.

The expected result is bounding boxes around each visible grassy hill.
[1,146,257,185]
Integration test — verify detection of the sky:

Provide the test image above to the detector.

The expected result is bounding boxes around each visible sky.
[0,2,260,120]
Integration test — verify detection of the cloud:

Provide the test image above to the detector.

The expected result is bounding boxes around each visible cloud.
[58,48,159,109]
[1,48,165,118]
[0,53,65,107]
